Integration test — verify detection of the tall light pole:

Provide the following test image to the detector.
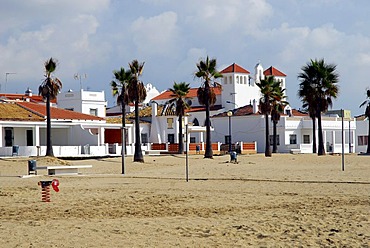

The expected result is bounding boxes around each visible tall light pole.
[5,72,17,92]
[227,111,233,153]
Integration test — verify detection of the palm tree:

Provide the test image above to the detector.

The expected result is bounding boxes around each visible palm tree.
[298,63,320,153]
[298,59,339,156]
[271,85,288,153]
[111,67,132,173]
[359,89,370,154]
[127,60,146,162]
[38,58,62,157]
[256,76,281,157]
[195,56,223,159]
[168,82,190,154]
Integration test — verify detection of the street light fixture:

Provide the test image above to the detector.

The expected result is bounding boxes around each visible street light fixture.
[227,110,233,153]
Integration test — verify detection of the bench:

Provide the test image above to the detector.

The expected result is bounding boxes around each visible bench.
[35,165,93,175]
[145,150,166,156]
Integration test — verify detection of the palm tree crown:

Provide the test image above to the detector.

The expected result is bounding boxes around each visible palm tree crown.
[111,67,132,108]
[39,58,62,100]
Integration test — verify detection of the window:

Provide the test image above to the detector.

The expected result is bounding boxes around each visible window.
[303,135,310,144]
[167,118,174,129]
[168,134,175,144]
[236,76,239,84]
[289,134,297,144]
[358,136,368,146]
[65,108,74,111]
[224,77,227,84]
[190,137,196,143]
[141,133,148,144]
[89,108,98,116]
[192,118,199,126]
[269,135,280,145]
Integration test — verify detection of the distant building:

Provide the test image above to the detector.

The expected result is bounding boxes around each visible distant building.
[57,89,107,117]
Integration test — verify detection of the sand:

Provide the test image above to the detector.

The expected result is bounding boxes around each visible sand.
[0,153,369,247]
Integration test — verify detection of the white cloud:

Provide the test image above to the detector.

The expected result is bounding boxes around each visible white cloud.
[183,0,273,35]
[131,11,180,57]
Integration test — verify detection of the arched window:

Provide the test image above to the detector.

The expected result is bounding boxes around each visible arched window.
[224,77,227,84]
[193,118,199,126]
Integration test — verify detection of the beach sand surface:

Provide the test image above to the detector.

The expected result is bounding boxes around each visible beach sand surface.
[0,153,369,247]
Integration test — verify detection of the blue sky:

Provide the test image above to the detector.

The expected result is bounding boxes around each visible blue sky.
[1,0,369,115]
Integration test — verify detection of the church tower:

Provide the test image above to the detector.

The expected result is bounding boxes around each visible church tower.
[220,63,260,111]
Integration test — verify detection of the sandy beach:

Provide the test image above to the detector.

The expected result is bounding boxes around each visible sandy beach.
[0,153,369,247]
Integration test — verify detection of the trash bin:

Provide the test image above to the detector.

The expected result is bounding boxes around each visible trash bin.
[12,145,19,156]
[28,160,37,175]
[230,151,237,163]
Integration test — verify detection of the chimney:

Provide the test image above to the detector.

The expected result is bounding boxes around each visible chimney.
[151,101,158,117]
[253,99,258,113]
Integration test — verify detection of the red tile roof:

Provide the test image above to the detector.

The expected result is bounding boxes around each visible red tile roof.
[152,87,222,101]
[0,93,57,103]
[212,105,308,118]
[16,102,105,121]
[264,66,286,77]
[0,102,45,121]
[220,63,250,74]
[186,105,223,113]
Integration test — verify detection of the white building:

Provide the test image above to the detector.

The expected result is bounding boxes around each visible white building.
[148,62,357,154]
[354,115,369,153]
[58,89,107,117]
[211,106,355,154]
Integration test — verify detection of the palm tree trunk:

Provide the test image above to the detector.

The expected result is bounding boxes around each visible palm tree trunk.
[133,99,144,162]
[312,117,317,153]
[204,84,213,159]
[45,94,54,157]
[272,120,277,153]
[121,97,126,174]
[265,113,271,157]
[317,112,326,155]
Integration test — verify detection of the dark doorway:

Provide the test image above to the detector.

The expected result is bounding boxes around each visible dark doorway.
[5,128,13,147]
[26,130,33,146]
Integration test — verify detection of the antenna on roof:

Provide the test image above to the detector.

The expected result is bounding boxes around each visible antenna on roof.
[74,73,87,90]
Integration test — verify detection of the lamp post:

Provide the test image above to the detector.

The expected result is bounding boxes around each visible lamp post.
[227,111,233,153]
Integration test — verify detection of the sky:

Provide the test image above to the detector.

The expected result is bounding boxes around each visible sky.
[1,0,369,115]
